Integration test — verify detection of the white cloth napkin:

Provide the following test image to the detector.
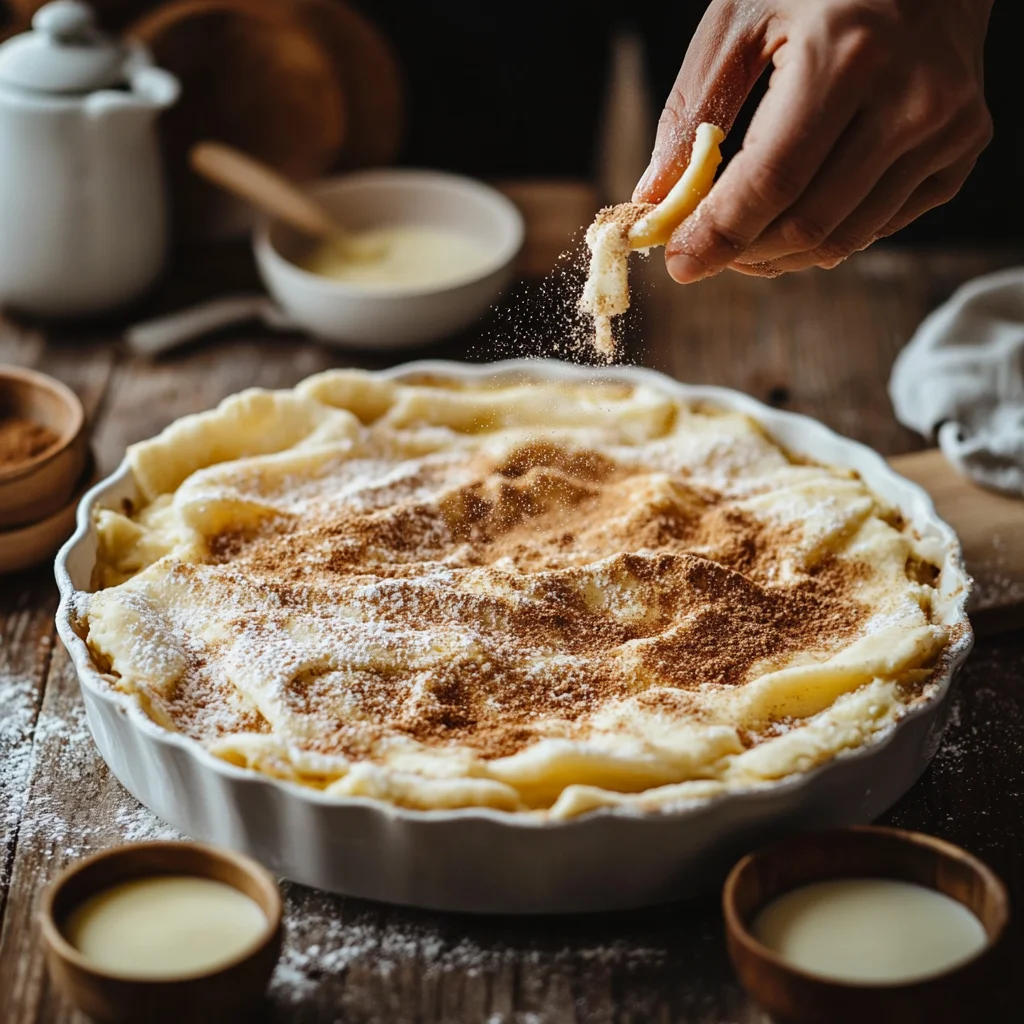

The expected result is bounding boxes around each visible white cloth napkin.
[890,267,1024,496]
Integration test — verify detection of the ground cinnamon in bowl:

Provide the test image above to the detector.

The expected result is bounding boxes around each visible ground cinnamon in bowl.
[0,416,59,469]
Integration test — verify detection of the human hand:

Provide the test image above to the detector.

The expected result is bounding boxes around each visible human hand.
[633,0,994,282]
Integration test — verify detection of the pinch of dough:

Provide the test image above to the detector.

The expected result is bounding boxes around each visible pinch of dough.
[629,123,726,249]
[580,123,726,359]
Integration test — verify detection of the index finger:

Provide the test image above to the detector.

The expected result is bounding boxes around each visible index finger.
[633,0,770,204]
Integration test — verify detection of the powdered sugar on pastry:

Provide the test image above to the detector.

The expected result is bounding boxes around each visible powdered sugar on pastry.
[79,370,955,820]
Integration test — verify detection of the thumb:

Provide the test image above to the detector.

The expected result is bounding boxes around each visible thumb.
[633,0,770,203]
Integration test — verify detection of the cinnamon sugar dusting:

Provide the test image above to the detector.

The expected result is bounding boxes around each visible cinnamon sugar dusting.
[590,202,655,236]
[174,440,870,762]
[82,373,954,815]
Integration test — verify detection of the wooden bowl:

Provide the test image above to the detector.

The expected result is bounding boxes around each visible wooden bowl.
[723,826,1010,1024]
[0,365,87,529]
[271,0,403,171]
[39,841,283,1024]
[0,450,97,574]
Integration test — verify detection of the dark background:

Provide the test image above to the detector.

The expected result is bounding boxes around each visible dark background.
[1,0,1018,243]
[365,0,1022,244]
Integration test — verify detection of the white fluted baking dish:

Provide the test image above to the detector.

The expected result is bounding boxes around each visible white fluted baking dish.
[54,360,973,913]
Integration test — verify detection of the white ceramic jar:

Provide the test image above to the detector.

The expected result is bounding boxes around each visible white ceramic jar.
[0,2,179,317]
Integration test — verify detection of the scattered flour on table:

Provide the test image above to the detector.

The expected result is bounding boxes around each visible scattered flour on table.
[968,533,1024,612]
[273,886,666,1004]
[1,602,55,849]
[0,675,38,834]
[0,671,40,896]
[931,690,968,770]
[5,689,180,861]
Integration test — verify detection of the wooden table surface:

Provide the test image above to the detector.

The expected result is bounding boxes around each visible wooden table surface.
[2,243,1023,1023]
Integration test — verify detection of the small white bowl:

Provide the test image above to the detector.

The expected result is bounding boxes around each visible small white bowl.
[253,169,524,349]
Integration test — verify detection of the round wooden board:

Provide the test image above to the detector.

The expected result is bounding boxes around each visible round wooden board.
[128,0,347,239]
[280,0,404,169]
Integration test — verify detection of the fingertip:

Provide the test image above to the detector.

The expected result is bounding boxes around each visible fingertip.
[666,253,711,284]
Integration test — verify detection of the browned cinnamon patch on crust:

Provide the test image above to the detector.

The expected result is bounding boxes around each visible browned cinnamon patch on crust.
[184,441,870,761]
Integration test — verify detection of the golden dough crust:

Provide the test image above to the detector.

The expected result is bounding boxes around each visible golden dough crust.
[83,370,951,818]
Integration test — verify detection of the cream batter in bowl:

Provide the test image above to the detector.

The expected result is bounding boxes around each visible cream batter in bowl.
[54,359,972,913]
[253,170,524,349]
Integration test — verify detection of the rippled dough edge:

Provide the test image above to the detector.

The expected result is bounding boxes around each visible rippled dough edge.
[82,368,956,820]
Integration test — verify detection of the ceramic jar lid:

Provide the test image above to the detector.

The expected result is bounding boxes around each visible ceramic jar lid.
[0,2,126,94]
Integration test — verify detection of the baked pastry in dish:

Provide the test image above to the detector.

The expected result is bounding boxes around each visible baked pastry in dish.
[80,370,958,819]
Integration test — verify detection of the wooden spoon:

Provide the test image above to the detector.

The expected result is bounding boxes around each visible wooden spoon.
[189,141,384,261]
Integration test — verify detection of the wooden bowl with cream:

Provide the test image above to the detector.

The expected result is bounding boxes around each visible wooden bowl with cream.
[723,826,1010,1024]
[40,841,283,1023]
